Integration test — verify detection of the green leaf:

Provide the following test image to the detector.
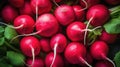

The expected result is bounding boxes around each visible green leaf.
[4,26,19,44]
[0,63,13,67]
[0,46,6,58]
[0,37,5,46]
[110,5,120,18]
[114,51,120,67]
[0,26,4,37]
[104,18,120,34]
[7,51,25,66]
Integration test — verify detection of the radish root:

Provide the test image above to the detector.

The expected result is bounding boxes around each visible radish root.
[0,22,23,29]
[105,57,116,67]
[53,0,59,7]
[79,57,92,67]
[10,30,42,43]
[83,17,93,45]
[50,43,58,67]
[29,45,35,67]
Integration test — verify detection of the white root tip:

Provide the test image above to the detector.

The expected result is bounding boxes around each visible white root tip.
[106,57,116,67]
[0,22,23,29]
[30,45,35,67]
[83,17,94,45]
[50,43,58,67]
[79,57,92,67]
[10,30,41,43]
[53,0,59,7]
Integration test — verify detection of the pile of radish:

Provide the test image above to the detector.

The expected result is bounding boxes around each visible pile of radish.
[0,0,120,67]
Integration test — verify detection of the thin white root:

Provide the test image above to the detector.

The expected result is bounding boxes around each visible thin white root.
[50,43,58,67]
[0,22,23,29]
[30,45,35,67]
[53,0,59,7]
[78,0,88,11]
[83,17,93,45]
[10,30,41,43]
[106,57,116,67]
[79,57,92,67]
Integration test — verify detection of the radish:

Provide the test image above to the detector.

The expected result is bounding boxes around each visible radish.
[45,52,64,67]
[54,0,61,3]
[90,41,115,67]
[1,5,18,23]
[86,4,110,27]
[14,15,35,34]
[20,36,40,57]
[50,33,67,67]
[35,13,59,37]
[79,0,100,8]
[95,60,114,67]
[66,21,86,42]
[64,42,92,67]
[39,38,51,53]
[72,5,85,21]
[105,0,120,5]
[19,2,33,16]
[30,0,52,15]
[99,30,117,44]
[8,0,24,8]
[26,58,44,67]
[54,5,75,26]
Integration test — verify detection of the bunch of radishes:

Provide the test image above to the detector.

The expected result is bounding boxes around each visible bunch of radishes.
[0,0,120,67]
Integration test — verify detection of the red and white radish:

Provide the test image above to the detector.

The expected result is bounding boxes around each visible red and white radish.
[20,36,41,57]
[14,15,35,34]
[66,21,86,42]
[8,0,24,8]
[39,38,51,53]
[95,60,114,67]
[1,5,18,23]
[99,30,117,44]
[86,4,110,27]
[36,13,59,37]
[90,41,115,67]
[19,2,33,16]
[72,5,85,21]
[26,58,44,67]
[64,42,92,67]
[50,33,67,67]
[30,0,52,15]
[54,5,75,26]
[45,52,64,67]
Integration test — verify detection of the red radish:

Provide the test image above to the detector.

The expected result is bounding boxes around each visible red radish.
[50,33,67,67]
[54,5,75,26]
[95,60,114,67]
[66,21,86,42]
[86,4,110,27]
[14,15,35,34]
[50,33,67,53]
[105,0,120,5]
[39,38,51,53]
[72,5,85,21]
[45,52,64,67]
[19,2,33,16]
[20,36,41,57]
[30,0,52,15]
[8,0,24,8]
[99,30,117,44]
[36,13,59,37]
[64,42,92,67]
[79,0,100,8]
[54,0,61,3]
[26,58,44,67]
[90,41,115,67]
[1,5,18,23]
